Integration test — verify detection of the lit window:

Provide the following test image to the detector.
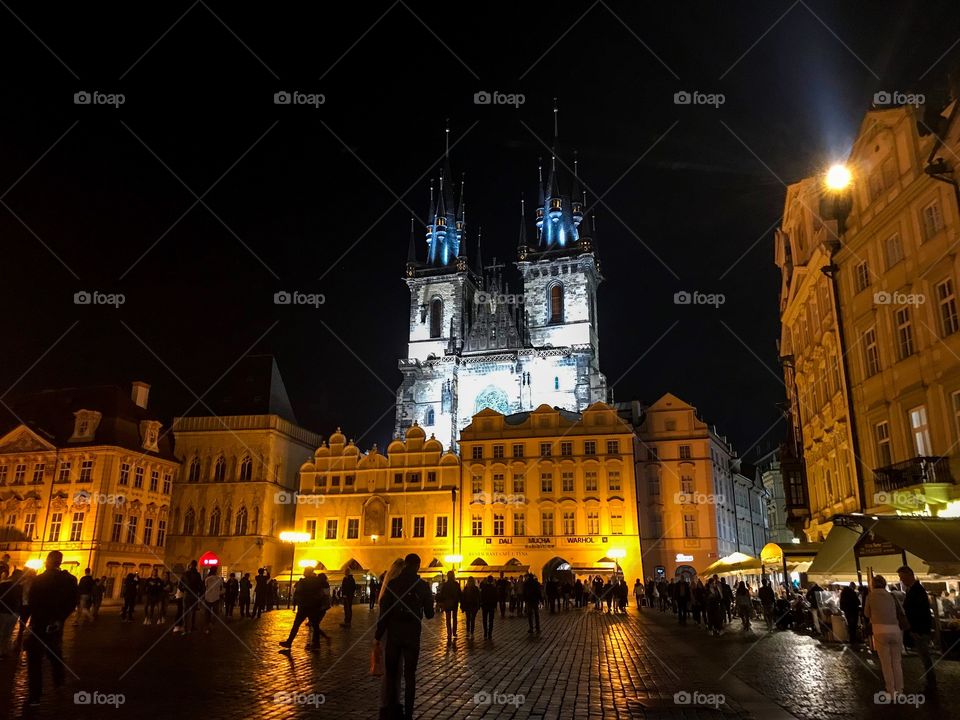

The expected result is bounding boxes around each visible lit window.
[561,471,574,493]
[610,511,623,534]
[562,511,575,535]
[413,516,425,538]
[471,514,483,536]
[608,470,621,491]
[909,406,932,456]
[584,471,598,492]
[513,512,525,536]
[493,513,505,536]
[435,516,448,537]
[540,511,554,536]
[587,511,599,535]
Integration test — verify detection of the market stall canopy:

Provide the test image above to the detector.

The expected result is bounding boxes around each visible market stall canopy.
[700,552,761,576]
[760,541,820,571]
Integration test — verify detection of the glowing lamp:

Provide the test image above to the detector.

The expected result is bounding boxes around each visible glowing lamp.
[825,163,852,191]
[444,554,463,564]
[298,558,318,568]
[199,551,220,567]
[25,558,43,570]
[607,548,627,560]
[279,531,311,543]
[371,534,378,543]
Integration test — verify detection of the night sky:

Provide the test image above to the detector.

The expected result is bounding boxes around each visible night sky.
[2,2,959,457]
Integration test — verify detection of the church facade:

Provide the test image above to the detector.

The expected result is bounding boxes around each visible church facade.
[395,145,609,452]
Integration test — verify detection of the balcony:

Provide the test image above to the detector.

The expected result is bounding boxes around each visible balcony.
[874,456,955,492]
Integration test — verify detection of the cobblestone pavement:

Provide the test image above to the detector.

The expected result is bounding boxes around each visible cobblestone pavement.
[1,602,955,719]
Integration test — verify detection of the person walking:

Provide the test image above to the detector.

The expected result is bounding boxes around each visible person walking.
[75,568,95,626]
[735,581,752,630]
[805,582,824,635]
[898,565,935,688]
[92,576,106,620]
[120,573,138,622]
[461,577,480,638]
[374,554,434,720]
[203,565,224,633]
[864,575,906,699]
[310,573,333,646]
[436,570,461,647]
[839,582,860,644]
[496,572,509,619]
[223,572,238,618]
[25,551,78,707]
[0,570,23,657]
[253,568,268,618]
[239,572,252,618]
[633,579,644,611]
[759,579,777,632]
[340,568,357,628]
[368,575,379,610]
[706,577,725,636]
[692,579,706,625]
[144,569,164,624]
[279,566,324,650]
[720,579,734,623]
[480,575,498,639]
[522,573,542,634]
[675,578,691,625]
[177,560,204,634]
[574,578,584,608]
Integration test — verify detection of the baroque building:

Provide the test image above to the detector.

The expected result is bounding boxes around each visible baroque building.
[395,138,608,452]
[0,383,177,598]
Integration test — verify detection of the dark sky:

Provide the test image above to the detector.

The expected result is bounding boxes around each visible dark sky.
[2,1,959,457]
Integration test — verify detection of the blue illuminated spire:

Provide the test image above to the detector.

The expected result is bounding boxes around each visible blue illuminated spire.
[538,100,579,250]
[423,122,464,268]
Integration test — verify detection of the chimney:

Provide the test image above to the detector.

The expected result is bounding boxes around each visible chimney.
[131,381,151,409]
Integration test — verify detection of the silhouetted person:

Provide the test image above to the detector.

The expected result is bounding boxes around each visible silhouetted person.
[839,582,860,643]
[480,575,498,639]
[341,569,357,627]
[522,573,541,633]
[239,572,252,617]
[25,551,78,706]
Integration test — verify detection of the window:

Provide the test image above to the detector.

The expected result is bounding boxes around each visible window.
[13,464,25,485]
[471,475,483,494]
[157,519,166,547]
[471,446,483,460]
[435,516,448,537]
[394,472,403,485]
[606,440,620,455]
[134,467,144,489]
[427,471,436,483]
[562,511,575,535]
[587,511,599,534]
[412,516,425,538]
[126,515,138,544]
[863,327,880,376]
[142,517,152,545]
[48,512,63,541]
[854,261,871,293]
[513,512,526,536]
[885,233,903,268]
[214,457,226,482]
[554,376,560,390]
[162,474,172,494]
[24,512,36,539]
[493,513,505,536]
[345,474,355,486]
[188,458,201,482]
[347,518,359,539]
[493,445,504,459]
[0,466,6,485]
[239,457,253,481]
[540,442,552,457]
[549,284,564,323]
[679,445,692,459]
[512,443,524,458]
[937,279,959,336]
[235,507,248,535]
[391,517,403,538]
[895,307,914,360]
[561,471,574,493]
[610,510,623,534]
[681,474,694,494]
[209,508,221,536]
[875,421,892,467]
[512,473,524,494]
[683,513,697,538]
[560,442,572,456]
[325,519,338,539]
[541,511,554,536]
[182,509,194,536]
[305,519,317,540]
[406,473,419,484]
[909,406,932,456]
[149,470,159,492]
[331,475,341,487]
[425,407,435,426]
[472,514,483,536]
[608,470,621,492]
[493,473,505,494]
[649,468,660,496]
[922,199,944,240]
[429,297,443,339]
[32,464,45,484]
[584,441,596,456]
[119,462,131,486]
[584,471,598,492]
[540,472,553,493]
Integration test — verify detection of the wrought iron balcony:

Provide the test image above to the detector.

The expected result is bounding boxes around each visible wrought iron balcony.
[874,456,955,492]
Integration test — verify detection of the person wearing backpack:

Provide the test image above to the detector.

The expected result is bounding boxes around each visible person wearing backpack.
[436,570,461,647]
[374,553,434,720]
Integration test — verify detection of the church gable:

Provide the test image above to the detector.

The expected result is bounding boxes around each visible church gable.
[0,425,56,454]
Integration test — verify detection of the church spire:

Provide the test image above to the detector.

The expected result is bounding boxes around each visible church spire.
[474,225,483,275]
[517,195,529,260]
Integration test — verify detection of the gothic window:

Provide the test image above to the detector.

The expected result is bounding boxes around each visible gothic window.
[429,297,443,339]
[475,385,510,415]
[188,458,201,482]
[214,456,226,482]
[235,506,248,536]
[554,376,559,390]
[209,507,221,536]
[426,408,435,426]
[239,456,253,481]
[183,508,195,535]
[549,284,564,324]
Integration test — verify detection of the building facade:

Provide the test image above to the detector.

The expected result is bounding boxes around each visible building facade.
[395,144,608,452]
[755,448,795,543]
[0,383,177,598]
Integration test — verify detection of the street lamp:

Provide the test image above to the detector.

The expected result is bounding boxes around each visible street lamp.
[280,531,311,608]
[824,163,852,191]
[24,558,43,571]
[444,553,463,577]
[608,548,626,579]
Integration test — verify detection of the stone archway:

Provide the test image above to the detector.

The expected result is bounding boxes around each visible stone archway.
[542,556,574,583]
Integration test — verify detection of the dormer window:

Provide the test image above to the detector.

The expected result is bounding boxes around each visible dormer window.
[139,420,162,452]
[70,410,102,442]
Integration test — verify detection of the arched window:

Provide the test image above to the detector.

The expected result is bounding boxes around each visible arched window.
[214,457,226,482]
[426,407,435,426]
[549,284,564,323]
[183,508,195,535]
[209,507,221,536]
[429,297,443,339]
[235,506,248,536]
[188,458,201,483]
[239,456,253,482]
[554,376,560,390]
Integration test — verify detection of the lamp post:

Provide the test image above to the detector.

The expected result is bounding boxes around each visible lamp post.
[279,531,311,608]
